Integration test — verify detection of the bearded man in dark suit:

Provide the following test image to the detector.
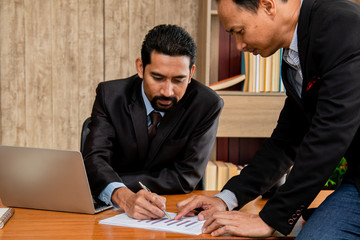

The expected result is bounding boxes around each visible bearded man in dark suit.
[83,24,223,220]
[175,0,360,239]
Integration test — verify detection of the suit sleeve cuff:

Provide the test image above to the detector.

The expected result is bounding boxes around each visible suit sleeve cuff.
[215,189,238,211]
[98,182,127,208]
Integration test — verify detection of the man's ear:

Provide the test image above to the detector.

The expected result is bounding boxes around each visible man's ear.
[259,0,276,16]
[188,65,196,83]
[135,58,144,79]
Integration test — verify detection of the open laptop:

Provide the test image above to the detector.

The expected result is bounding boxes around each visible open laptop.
[0,145,112,214]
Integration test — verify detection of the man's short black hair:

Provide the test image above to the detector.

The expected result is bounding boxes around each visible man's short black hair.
[216,0,287,13]
[141,24,197,70]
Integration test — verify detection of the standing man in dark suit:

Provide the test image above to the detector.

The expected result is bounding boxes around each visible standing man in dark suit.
[175,0,360,238]
[83,24,223,220]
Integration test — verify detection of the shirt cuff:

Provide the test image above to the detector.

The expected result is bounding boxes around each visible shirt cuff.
[98,182,127,208]
[215,189,238,211]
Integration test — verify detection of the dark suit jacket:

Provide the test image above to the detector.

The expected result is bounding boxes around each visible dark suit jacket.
[83,74,223,197]
[223,0,360,235]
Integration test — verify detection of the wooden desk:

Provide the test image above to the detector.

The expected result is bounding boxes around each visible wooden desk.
[0,190,332,240]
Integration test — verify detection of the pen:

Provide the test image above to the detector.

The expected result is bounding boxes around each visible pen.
[138,181,172,219]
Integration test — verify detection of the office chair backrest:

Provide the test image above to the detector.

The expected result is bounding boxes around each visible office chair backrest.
[80,117,91,153]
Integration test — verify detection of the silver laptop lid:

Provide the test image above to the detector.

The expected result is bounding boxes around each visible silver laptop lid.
[0,145,98,214]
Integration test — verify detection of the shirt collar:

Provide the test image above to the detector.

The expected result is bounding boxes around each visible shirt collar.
[283,0,303,58]
[289,25,299,53]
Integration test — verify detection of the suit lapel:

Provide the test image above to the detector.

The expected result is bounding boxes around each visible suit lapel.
[129,82,148,162]
[282,61,304,112]
[297,0,315,94]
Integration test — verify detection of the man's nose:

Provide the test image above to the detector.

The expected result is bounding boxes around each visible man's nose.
[235,37,247,51]
[160,81,174,97]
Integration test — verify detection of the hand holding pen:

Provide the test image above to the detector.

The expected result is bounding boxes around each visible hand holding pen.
[110,184,170,220]
[139,181,171,219]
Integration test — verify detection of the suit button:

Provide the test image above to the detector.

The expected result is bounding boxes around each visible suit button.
[288,219,294,225]
[292,214,297,220]
[296,210,302,215]
[300,205,305,210]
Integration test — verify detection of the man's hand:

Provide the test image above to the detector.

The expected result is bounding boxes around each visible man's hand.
[203,211,274,237]
[175,195,227,221]
[111,187,166,219]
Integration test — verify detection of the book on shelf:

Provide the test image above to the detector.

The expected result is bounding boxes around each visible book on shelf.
[242,49,283,93]
[243,52,250,92]
[215,161,228,191]
[0,208,14,229]
[248,54,256,92]
[264,56,272,92]
[204,160,246,191]
[209,74,245,91]
[224,162,239,180]
[258,56,265,92]
[204,160,217,191]
[255,55,260,92]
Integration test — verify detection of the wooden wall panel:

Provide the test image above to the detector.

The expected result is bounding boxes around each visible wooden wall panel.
[52,0,79,149]
[0,0,201,150]
[0,0,26,146]
[154,0,169,25]
[104,0,129,80]
[78,0,104,130]
[128,0,155,76]
[164,0,181,25]
[180,0,199,80]
[25,0,53,148]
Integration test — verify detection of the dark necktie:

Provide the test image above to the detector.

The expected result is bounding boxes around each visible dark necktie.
[148,111,162,141]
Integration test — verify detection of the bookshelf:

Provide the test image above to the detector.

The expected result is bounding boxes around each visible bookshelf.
[198,0,286,166]
[216,91,285,138]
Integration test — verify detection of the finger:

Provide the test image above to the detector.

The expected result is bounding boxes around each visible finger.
[130,209,155,220]
[197,208,218,221]
[143,192,167,218]
[184,211,196,217]
[135,192,165,218]
[144,200,166,218]
[211,222,272,237]
[131,200,162,219]
[139,189,166,209]
[175,203,201,220]
[202,215,215,230]
[202,212,235,233]
[149,194,167,210]
[202,217,222,234]
[175,196,204,220]
[176,195,197,210]
[210,225,238,237]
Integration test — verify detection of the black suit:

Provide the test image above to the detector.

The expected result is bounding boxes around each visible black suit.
[83,74,223,197]
[223,0,360,235]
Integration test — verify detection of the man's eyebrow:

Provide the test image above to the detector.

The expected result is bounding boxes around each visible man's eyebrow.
[150,72,165,77]
[150,71,187,79]
[173,75,187,79]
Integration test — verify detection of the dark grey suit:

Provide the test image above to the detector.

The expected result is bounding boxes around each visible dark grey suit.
[83,74,223,197]
[223,0,360,235]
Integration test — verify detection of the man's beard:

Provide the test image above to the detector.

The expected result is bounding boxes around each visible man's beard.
[151,96,178,112]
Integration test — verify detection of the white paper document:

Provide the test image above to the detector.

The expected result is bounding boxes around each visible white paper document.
[99,212,205,235]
